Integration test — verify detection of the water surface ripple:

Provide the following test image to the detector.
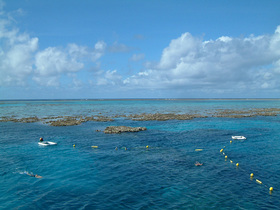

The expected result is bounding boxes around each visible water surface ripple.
[1,100,280,209]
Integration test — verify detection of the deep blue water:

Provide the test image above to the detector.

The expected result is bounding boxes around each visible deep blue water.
[1,100,280,209]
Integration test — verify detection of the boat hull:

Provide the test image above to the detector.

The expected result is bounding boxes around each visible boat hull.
[232,136,246,140]
[38,141,57,146]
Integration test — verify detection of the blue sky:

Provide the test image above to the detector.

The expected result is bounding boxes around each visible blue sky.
[1,0,280,99]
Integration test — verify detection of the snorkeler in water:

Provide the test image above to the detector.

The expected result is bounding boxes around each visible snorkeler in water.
[25,172,43,178]
[195,161,203,166]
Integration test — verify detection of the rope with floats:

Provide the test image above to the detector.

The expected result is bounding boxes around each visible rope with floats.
[220,137,274,193]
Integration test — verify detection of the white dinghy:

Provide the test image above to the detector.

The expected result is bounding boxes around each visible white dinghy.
[38,141,57,146]
[232,136,246,140]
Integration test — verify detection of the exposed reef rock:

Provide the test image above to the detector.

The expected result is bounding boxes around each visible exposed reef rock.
[128,113,207,121]
[46,116,114,126]
[104,126,147,134]
[0,116,40,123]
[212,108,280,118]
[84,116,114,122]
[48,117,83,126]
[1,108,279,126]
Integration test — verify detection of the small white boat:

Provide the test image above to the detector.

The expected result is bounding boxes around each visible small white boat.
[232,136,246,140]
[38,141,57,146]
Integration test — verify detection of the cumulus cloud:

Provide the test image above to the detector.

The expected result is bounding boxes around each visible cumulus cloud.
[0,2,106,88]
[33,41,107,86]
[123,26,280,96]
[0,16,38,85]
[0,14,106,87]
[35,43,105,86]
[1,0,280,98]
[33,47,83,86]
[96,70,123,86]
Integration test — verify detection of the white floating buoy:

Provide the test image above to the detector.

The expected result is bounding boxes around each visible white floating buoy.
[256,179,262,184]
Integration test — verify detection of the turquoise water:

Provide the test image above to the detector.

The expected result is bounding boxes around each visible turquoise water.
[1,100,280,209]
[1,99,280,118]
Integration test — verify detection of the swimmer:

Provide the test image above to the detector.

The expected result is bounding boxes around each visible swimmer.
[26,172,43,178]
[39,137,44,142]
[195,161,203,166]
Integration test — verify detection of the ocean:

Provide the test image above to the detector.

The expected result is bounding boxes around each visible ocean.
[1,99,280,209]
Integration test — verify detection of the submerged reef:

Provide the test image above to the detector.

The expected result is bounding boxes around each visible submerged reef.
[46,116,114,126]
[1,108,280,126]
[104,126,147,134]
[128,113,207,121]
[212,108,280,118]
[0,116,40,123]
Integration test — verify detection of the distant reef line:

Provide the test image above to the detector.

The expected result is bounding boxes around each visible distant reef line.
[1,108,280,126]
[1,98,280,102]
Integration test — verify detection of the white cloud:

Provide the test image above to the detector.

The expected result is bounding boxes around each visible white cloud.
[123,26,280,96]
[0,15,105,87]
[33,46,84,86]
[0,17,38,85]
[93,41,106,61]
[0,3,106,88]
[33,41,107,86]
[157,32,201,70]
[96,70,123,86]
[1,0,280,98]
[95,41,106,51]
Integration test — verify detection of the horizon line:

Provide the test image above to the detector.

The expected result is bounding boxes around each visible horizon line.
[1,98,280,101]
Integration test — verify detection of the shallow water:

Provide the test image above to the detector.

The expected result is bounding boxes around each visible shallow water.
[1,99,280,118]
[1,100,280,209]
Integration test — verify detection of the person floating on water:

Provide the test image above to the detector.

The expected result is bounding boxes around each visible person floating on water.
[25,172,43,178]
[39,137,43,142]
[195,161,203,166]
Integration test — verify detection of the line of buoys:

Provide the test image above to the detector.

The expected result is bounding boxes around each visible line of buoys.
[220,138,274,194]
[73,145,154,152]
